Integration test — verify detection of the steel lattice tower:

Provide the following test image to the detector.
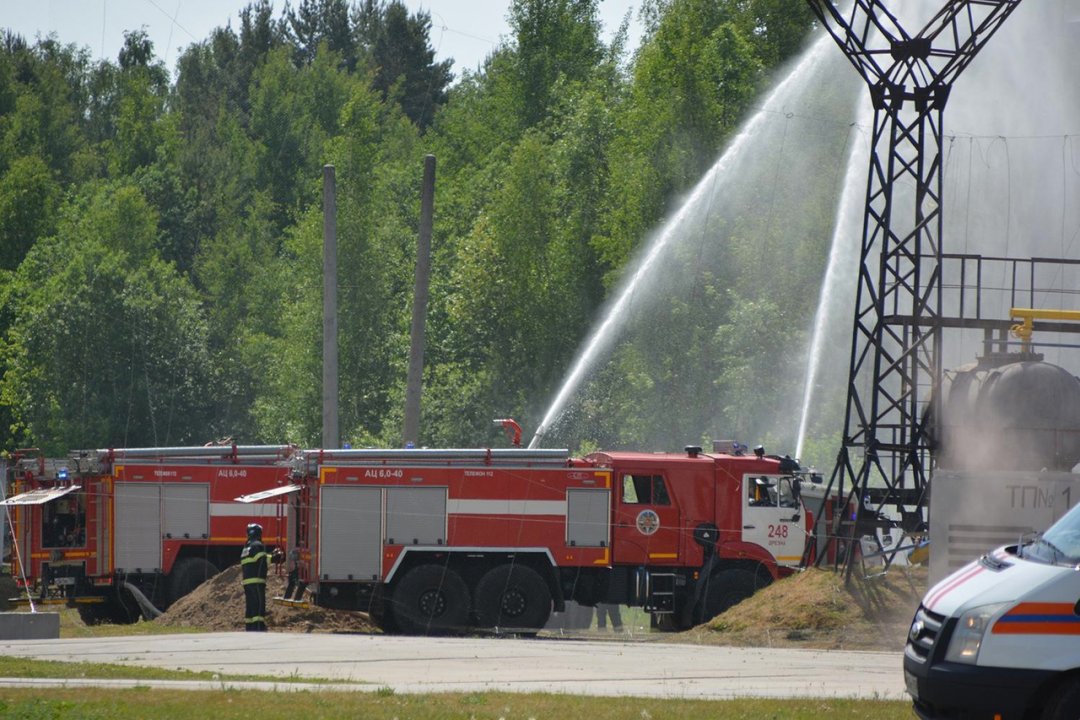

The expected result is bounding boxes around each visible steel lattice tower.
[803,0,1024,573]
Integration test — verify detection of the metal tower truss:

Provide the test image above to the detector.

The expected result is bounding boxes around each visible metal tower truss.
[802,0,1024,573]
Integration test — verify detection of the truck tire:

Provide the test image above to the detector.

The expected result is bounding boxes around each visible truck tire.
[390,564,470,635]
[166,558,220,606]
[474,564,551,633]
[367,584,398,634]
[1043,679,1080,720]
[696,568,769,625]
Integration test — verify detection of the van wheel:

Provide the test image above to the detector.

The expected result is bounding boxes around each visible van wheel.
[1043,679,1080,719]
[390,564,470,635]
[167,558,220,606]
[474,564,551,633]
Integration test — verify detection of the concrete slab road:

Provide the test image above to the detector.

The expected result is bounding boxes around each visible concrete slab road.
[0,633,906,700]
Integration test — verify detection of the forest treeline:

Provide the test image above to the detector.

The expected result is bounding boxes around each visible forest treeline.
[0,0,834,457]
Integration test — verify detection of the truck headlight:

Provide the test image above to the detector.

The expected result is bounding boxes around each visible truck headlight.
[944,603,1008,665]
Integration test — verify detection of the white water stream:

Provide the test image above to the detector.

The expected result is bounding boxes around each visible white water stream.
[532,2,1080,460]
[529,33,851,449]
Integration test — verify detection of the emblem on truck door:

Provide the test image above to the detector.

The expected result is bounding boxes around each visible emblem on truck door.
[636,509,660,536]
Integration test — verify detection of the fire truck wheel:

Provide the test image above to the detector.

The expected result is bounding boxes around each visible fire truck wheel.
[390,564,471,635]
[1044,679,1080,720]
[696,568,769,625]
[167,558,220,606]
[367,585,398,634]
[473,564,551,633]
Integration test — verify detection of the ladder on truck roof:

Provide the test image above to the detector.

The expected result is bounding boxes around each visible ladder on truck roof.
[67,444,298,473]
[292,447,571,474]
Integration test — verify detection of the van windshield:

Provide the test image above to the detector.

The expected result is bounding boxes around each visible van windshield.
[1029,503,1080,565]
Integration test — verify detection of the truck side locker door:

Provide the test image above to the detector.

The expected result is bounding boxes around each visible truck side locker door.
[566,488,611,548]
[611,473,680,565]
[385,487,446,546]
[114,483,162,573]
[741,474,804,566]
[319,486,382,580]
[163,483,209,540]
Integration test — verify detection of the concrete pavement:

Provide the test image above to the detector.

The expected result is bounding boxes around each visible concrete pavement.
[0,632,907,700]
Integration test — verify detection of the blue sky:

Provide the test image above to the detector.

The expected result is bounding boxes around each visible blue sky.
[3,0,643,76]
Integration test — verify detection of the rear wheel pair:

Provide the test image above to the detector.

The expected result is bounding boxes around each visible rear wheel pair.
[385,563,551,635]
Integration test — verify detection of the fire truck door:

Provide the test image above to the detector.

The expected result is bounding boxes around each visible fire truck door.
[162,483,209,539]
[612,473,680,564]
[742,475,804,566]
[114,483,162,572]
[318,486,381,581]
[385,487,446,546]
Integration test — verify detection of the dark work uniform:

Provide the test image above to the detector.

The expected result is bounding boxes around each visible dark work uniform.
[240,537,268,631]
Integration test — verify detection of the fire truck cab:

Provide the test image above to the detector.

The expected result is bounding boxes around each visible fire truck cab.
[3,445,295,621]
[258,443,817,634]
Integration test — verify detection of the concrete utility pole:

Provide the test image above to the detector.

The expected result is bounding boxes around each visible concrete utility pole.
[322,164,340,449]
[403,155,436,446]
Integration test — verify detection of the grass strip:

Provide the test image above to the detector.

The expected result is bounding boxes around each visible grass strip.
[0,687,913,719]
[0,656,325,684]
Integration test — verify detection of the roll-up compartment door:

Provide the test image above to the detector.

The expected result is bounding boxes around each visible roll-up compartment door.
[163,483,209,539]
[385,487,446,546]
[319,486,381,581]
[114,483,162,572]
[566,488,610,547]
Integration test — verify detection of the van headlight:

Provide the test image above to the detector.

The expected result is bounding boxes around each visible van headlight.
[944,603,1008,664]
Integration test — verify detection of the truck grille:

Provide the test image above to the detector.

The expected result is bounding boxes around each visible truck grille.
[904,605,945,664]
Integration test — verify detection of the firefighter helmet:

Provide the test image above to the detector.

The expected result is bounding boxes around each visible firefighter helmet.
[247,523,263,540]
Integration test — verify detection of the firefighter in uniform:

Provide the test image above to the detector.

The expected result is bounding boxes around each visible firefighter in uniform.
[240,523,268,631]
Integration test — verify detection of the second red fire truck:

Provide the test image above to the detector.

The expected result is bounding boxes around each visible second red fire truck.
[3,444,296,621]
[242,441,825,634]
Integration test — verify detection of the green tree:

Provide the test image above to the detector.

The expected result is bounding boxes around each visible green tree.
[509,0,602,127]
[0,184,212,453]
[359,0,453,130]
[0,154,60,271]
[250,77,421,446]
[0,37,89,184]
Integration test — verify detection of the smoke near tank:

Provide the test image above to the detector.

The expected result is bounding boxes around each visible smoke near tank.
[936,359,1080,473]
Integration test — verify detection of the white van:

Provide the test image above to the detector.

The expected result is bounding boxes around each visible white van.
[904,501,1080,719]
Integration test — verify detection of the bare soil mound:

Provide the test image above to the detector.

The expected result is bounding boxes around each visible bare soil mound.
[155,565,375,634]
[686,565,927,651]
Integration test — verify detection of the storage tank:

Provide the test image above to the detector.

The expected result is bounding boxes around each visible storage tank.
[936,359,1080,472]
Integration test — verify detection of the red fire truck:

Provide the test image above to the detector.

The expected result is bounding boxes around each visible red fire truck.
[3,444,296,622]
[245,442,823,634]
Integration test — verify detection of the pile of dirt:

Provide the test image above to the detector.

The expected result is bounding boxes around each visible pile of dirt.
[687,565,927,651]
[155,565,375,634]
[154,563,922,648]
